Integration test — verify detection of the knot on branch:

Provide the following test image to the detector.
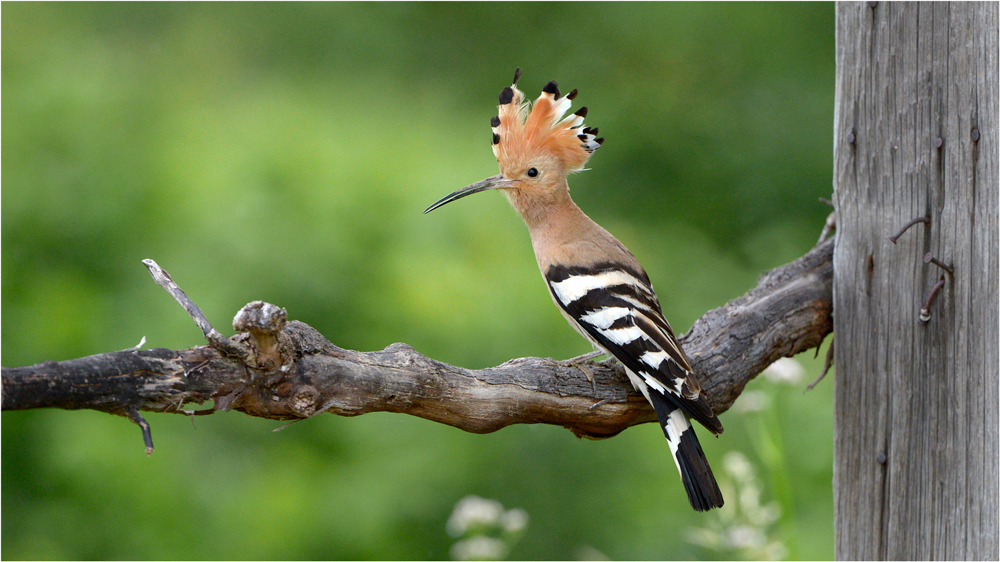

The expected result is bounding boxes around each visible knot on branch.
[288,385,320,417]
[233,301,294,372]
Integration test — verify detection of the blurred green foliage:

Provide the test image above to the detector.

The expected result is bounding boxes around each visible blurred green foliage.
[3,3,835,560]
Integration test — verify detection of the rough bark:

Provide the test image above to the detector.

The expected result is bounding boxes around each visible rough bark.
[832,2,998,559]
[3,238,833,446]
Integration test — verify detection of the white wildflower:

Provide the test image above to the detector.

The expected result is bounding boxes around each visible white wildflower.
[723,451,756,483]
[732,390,771,414]
[501,508,528,534]
[740,483,762,513]
[726,525,766,550]
[756,501,782,526]
[446,496,530,561]
[763,540,789,560]
[687,451,787,560]
[763,357,804,385]
[446,496,504,538]
[450,536,508,561]
[686,527,723,550]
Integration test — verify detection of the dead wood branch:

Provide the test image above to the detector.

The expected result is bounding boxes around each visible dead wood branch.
[2,238,833,451]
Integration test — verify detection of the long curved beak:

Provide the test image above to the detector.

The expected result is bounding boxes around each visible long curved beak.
[424,174,514,214]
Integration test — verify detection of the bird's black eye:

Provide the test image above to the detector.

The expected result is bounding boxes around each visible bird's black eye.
[526,167,539,178]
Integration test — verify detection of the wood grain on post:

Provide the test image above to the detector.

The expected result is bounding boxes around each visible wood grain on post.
[833,2,998,559]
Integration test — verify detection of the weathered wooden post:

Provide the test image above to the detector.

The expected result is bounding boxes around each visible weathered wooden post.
[833,2,998,559]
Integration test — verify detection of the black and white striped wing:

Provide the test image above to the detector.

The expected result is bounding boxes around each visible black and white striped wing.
[546,261,725,510]
[545,262,722,434]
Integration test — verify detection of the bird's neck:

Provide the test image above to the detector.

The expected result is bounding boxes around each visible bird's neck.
[505,182,583,233]
[505,182,619,271]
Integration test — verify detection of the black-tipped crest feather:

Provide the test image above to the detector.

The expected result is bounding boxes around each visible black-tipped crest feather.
[489,69,602,173]
[499,87,514,105]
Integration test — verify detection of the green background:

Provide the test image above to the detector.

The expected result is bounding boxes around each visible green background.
[3,3,836,559]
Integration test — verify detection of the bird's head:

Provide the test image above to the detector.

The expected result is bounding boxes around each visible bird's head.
[425,68,603,216]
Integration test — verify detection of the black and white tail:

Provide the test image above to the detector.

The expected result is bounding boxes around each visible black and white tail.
[648,391,724,511]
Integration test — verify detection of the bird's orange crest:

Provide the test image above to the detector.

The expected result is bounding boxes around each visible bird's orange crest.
[491,68,603,176]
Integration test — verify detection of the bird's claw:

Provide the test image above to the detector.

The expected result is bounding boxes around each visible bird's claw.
[557,350,606,392]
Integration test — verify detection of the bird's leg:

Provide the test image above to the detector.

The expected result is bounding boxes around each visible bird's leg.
[557,349,607,392]
[562,349,606,364]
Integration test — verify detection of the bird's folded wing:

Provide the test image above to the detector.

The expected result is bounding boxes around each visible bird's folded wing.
[546,263,723,434]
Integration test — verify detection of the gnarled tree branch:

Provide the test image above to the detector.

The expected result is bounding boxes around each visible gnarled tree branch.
[2,238,833,452]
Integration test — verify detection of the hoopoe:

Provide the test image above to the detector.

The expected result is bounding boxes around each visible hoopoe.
[425,69,724,511]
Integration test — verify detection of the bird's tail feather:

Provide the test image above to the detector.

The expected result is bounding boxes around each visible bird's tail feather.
[650,393,724,511]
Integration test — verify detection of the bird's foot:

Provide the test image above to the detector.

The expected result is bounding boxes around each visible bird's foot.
[561,350,606,365]
[557,350,606,392]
